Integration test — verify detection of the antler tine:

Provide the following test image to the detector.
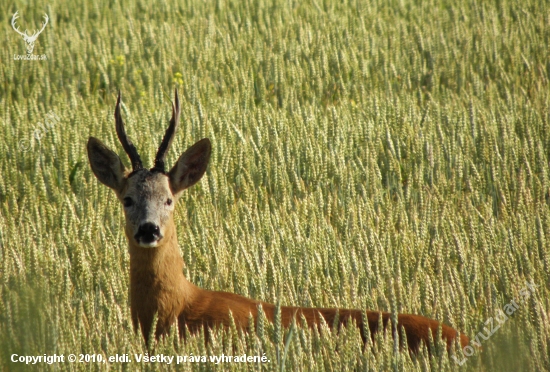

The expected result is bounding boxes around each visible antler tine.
[11,11,26,37]
[115,91,143,170]
[37,14,49,35]
[153,88,180,172]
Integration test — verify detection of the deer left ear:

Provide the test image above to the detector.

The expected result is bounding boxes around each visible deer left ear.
[87,137,127,193]
[168,138,211,195]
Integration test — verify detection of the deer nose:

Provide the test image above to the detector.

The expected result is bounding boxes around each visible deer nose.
[135,222,161,244]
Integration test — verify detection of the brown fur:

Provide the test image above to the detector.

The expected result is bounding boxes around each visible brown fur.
[127,221,468,352]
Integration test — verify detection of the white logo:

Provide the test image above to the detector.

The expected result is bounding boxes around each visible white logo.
[11,11,49,55]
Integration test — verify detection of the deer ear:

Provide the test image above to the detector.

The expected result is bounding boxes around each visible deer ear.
[87,137,127,193]
[169,138,211,195]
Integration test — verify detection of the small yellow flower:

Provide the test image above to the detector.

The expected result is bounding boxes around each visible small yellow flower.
[173,72,184,86]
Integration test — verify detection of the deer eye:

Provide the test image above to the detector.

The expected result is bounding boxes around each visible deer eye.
[123,197,134,208]
[165,198,173,206]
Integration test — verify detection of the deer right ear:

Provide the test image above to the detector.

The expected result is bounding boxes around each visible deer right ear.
[168,138,211,196]
[87,137,127,192]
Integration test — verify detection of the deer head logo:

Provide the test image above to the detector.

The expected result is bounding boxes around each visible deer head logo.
[11,11,49,55]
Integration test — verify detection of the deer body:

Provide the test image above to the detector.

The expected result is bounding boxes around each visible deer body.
[129,227,467,352]
[87,90,469,353]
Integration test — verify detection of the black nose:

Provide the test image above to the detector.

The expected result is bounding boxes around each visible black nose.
[135,222,161,244]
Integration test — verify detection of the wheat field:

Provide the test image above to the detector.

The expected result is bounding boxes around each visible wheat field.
[1,0,549,370]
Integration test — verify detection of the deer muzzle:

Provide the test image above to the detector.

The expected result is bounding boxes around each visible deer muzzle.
[135,222,163,247]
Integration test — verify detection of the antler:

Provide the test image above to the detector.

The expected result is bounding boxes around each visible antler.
[11,11,27,38]
[32,14,49,40]
[153,89,180,172]
[115,92,143,171]
[11,12,48,41]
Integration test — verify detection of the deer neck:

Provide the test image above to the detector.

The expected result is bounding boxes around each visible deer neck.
[127,219,198,334]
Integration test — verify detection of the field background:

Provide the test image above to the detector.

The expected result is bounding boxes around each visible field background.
[1,0,549,370]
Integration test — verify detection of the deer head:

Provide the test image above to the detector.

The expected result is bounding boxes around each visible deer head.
[11,11,49,54]
[87,90,211,248]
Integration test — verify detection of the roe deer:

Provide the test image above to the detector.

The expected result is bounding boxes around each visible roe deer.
[87,90,469,353]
